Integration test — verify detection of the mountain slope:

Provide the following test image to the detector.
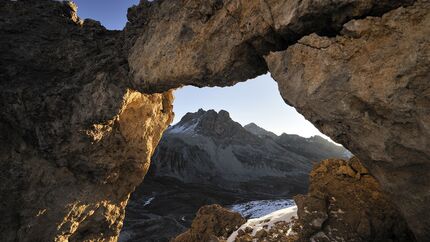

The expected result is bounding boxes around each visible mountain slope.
[121,109,351,242]
[244,123,278,139]
[148,109,350,192]
[148,109,323,192]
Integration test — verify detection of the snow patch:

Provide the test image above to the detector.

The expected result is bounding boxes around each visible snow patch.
[227,205,298,242]
[167,118,200,134]
[229,199,295,219]
[143,197,154,207]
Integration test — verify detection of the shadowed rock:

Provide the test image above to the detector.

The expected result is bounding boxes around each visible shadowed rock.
[0,1,173,241]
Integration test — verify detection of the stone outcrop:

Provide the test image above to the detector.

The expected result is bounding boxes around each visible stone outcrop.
[293,158,415,241]
[173,204,245,242]
[1,0,429,241]
[0,1,173,241]
[266,2,430,239]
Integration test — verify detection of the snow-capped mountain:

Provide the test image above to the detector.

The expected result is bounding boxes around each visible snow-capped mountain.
[148,109,350,193]
[121,109,351,242]
[228,199,296,219]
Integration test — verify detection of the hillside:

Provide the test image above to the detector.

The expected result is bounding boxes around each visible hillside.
[121,109,350,241]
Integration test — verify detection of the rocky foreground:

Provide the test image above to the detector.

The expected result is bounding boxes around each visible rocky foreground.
[174,158,415,242]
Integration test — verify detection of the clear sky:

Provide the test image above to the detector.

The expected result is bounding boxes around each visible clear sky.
[73,0,330,139]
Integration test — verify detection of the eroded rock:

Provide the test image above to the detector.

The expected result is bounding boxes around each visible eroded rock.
[266,1,430,239]
[126,0,411,91]
[0,1,173,241]
[187,158,413,242]
[292,158,415,242]
[173,204,246,242]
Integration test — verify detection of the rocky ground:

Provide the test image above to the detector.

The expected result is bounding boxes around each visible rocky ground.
[120,177,284,242]
[174,158,415,242]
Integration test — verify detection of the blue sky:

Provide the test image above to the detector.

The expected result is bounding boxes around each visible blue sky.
[73,0,328,139]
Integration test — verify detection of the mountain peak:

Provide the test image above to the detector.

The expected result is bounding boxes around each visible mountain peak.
[179,109,229,122]
[244,123,278,139]
[167,109,243,137]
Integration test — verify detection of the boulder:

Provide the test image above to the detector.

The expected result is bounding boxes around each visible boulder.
[293,158,415,241]
[173,204,246,242]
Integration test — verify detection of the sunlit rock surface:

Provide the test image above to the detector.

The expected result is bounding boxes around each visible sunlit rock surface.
[292,158,415,241]
[266,1,430,239]
[126,0,412,91]
[0,1,173,241]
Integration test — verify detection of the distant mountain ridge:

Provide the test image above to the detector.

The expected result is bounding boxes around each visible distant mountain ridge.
[122,109,352,242]
[244,123,278,139]
[148,109,351,192]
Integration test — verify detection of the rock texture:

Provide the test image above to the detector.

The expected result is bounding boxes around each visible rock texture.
[0,1,173,241]
[293,158,415,242]
[173,204,246,242]
[1,0,429,241]
[266,1,430,239]
[126,0,412,91]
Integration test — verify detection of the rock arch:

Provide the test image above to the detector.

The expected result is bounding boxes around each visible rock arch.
[0,0,428,241]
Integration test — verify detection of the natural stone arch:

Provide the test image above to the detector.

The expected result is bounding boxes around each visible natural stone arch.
[127,0,429,238]
[0,0,428,241]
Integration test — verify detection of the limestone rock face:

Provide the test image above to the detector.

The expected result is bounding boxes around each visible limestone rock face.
[172,204,246,242]
[266,1,430,239]
[0,1,173,241]
[126,0,412,91]
[293,158,415,241]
